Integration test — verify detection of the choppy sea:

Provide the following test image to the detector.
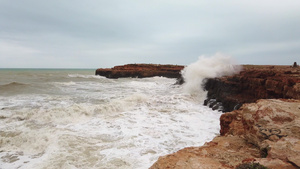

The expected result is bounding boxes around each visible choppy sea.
[0,69,221,169]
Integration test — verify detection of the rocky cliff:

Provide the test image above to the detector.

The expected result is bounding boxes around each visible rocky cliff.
[95,64,184,79]
[204,65,300,112]
[150,99,300,169]
[150,65,300,169]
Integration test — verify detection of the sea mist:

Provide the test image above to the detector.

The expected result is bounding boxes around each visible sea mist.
[181,53,241,100]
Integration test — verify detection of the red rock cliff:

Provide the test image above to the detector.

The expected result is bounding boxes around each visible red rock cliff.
[95,64,184,79]
[150,65,300,169]
[204,65,300,112]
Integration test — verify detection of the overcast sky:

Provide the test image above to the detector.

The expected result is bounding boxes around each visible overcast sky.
[0,0,299,68]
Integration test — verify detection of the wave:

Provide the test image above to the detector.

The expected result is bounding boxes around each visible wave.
[0,82,28,89]
[0,74,222,169]
[181,53,242,100]
[0,82,32,96]
[68,74,106,79]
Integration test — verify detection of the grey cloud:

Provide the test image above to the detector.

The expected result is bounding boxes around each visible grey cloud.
[0,0,300,68]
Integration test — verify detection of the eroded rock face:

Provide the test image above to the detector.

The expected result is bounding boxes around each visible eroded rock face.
[150,99,300,169]
[222,99,300,168]
[95,64,184,79]
[204,65,300,112]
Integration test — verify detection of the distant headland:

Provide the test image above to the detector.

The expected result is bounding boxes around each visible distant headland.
[95,64,184,79]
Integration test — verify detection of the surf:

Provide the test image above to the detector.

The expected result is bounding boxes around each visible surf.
[181,53,242,100]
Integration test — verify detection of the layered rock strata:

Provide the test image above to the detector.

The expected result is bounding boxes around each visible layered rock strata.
[204,65,300,112]
[95,64,184,79]
[150,99,300,169]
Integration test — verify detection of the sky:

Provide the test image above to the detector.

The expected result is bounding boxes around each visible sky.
[0,0,300,68]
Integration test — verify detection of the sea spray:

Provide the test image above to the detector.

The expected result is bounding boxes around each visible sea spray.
[0,69,223,169]
[181,53,241,100]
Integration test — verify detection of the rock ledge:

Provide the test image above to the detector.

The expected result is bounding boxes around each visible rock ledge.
[204,65,300,112]
[95,64,184,79]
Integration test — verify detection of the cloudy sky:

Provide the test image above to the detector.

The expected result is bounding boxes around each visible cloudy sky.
[0,0,299,68]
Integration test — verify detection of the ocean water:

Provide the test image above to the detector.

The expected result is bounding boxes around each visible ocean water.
[0,69,222,169]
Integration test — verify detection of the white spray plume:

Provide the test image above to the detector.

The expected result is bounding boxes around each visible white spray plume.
[181,53,242,100]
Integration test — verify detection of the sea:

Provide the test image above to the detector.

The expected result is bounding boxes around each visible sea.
[0,68,222,169]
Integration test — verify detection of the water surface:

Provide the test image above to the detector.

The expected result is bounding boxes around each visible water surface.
[0,69,221,169]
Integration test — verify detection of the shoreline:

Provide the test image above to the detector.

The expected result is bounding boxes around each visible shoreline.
[94,63,300,168]
[150,65,300,168]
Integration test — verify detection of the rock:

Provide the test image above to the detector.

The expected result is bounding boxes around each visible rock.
[175,76,185,85]
[150,135,261,169]
[151,65,300,169]
[95,64,184,79]
[221,99,300,168]
[150,99,300,169]
[204,65,300,112]
[236,162,269,169]
[255,158,298,169]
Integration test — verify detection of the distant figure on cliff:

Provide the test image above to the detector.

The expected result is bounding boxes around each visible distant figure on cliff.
[293,62,298,68]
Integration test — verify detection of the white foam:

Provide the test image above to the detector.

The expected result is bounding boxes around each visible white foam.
[0,75,222,169]
[181,53,242,100]
[54,81,77,86]
[68,74,106,79]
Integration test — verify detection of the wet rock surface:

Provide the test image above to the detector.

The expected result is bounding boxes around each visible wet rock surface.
[95,64,184,79]
[150,99,300,169]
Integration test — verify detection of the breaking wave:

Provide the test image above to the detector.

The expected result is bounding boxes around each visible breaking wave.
[68,74,106,79]
[181,53,242,100]
[0,69,223,169]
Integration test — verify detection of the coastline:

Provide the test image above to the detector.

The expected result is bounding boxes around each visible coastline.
[151,65,300,169]
[94,63,300,168]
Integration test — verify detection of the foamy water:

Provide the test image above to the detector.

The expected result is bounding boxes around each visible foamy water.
[0,69,221,169]
[182,53,241,97]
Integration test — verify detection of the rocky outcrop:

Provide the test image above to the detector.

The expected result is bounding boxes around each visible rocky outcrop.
[150,65,300,168]
[95,64,184,79]
[150,99,300,169]
[204,65,300,112]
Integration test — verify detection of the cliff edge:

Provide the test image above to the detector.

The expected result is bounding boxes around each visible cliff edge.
[204,65,300,112]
